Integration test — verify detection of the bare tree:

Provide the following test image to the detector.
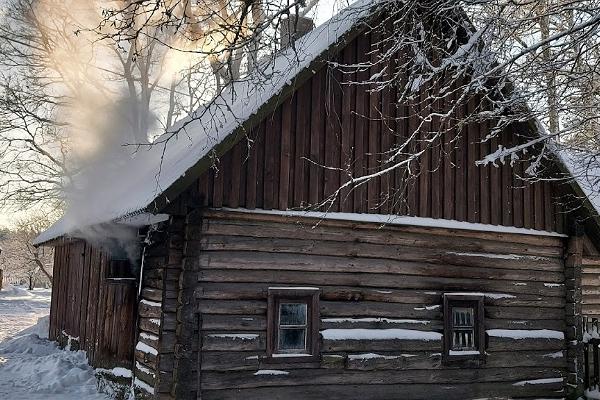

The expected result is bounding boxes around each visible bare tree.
[0,212,54,289]
[2,0,600,217]
[85,1,600,204]
[0,0,234,215]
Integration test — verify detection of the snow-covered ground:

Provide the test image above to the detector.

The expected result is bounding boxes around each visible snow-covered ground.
[0,284,52,342]
[0,284,110,399]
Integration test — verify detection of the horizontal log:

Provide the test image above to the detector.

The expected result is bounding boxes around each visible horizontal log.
[143,268,164,280]
[582,275,600,286]
[345,352,442,371]
[139,319,161,335]
[143,256,167,269]
[321,318,440,331]
[202,314,266,331]
[487,336,565,352]
[198,269,566,297]
[200,366,565,390]
[197,235,563,272]
[195,283,564,308]
[201,211,564,249]
[135,349,157,368]
[138,302,162,319]
[138,331,159,349]
[345,350,567,371]
[142,288,163,302]
[485,306,565,320]
[195,250,565,283]
[581,304,600,316]
[142,278,163,290]
[202,332,266,351]
[485,319,566,331]
[582,286,600,296]
[198,318,565,342]
[201,351,263,371]
[134,364,156,386]
[201,381,564,400]
[582,297,600,305]
[320,301,441,320]
[321,338,441,353]
[198,300,267,315]
[582,257,600,266]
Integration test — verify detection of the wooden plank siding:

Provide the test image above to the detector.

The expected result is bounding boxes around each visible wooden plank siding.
[191,30,566,234]
[189,210,569,399]
[48,240,137,369]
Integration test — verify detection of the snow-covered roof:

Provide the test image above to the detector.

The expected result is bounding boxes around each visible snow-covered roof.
[555,148,600,216]
[34,0,374,245]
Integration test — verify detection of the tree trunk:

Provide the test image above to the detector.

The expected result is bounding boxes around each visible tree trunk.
[34,258,52,283]
[539,1,560,135]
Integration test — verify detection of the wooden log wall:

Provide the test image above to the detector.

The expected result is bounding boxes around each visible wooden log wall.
[49,240,136,368]
[191,25,567,234]
[581,234,600,319]
[133,217,190,398]
[134,232,165,396]
[582,256,600,318]
[188,210,569,399]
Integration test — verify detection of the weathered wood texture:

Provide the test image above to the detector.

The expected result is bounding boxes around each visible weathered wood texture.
[582,256,600,317]
[133,218,191,398]
[49,240,136,368]
[135,230,167,395]
[192,26,567,234]
[190,210,569,399]
[564,234,585,397]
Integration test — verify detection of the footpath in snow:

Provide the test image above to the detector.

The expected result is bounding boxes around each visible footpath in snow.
[0,284,110,400]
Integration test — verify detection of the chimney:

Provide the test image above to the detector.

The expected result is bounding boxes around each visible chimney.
[280,14,314,49]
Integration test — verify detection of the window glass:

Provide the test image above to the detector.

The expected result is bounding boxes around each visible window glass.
[280,303,307,325]
[106,259,136,280]
[278,328,306,350]
[451,307,475,350]
[278,303,308,351]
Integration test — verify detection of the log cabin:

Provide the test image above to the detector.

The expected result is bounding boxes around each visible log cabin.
[34,1,600,399]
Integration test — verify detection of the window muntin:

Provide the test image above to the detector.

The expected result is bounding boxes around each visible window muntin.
[267,288,320,362]
[443,294,485,363]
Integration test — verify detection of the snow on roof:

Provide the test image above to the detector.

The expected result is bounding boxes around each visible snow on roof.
[554,147,600,216]
[34,0,374,245]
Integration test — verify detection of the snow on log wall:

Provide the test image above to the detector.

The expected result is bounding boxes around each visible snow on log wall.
[181,210,569,399]
[49,240,136,368]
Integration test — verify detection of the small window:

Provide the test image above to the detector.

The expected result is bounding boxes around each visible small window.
[443,294,485,364]
[267,288,319,362]
[106,259,137,282]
